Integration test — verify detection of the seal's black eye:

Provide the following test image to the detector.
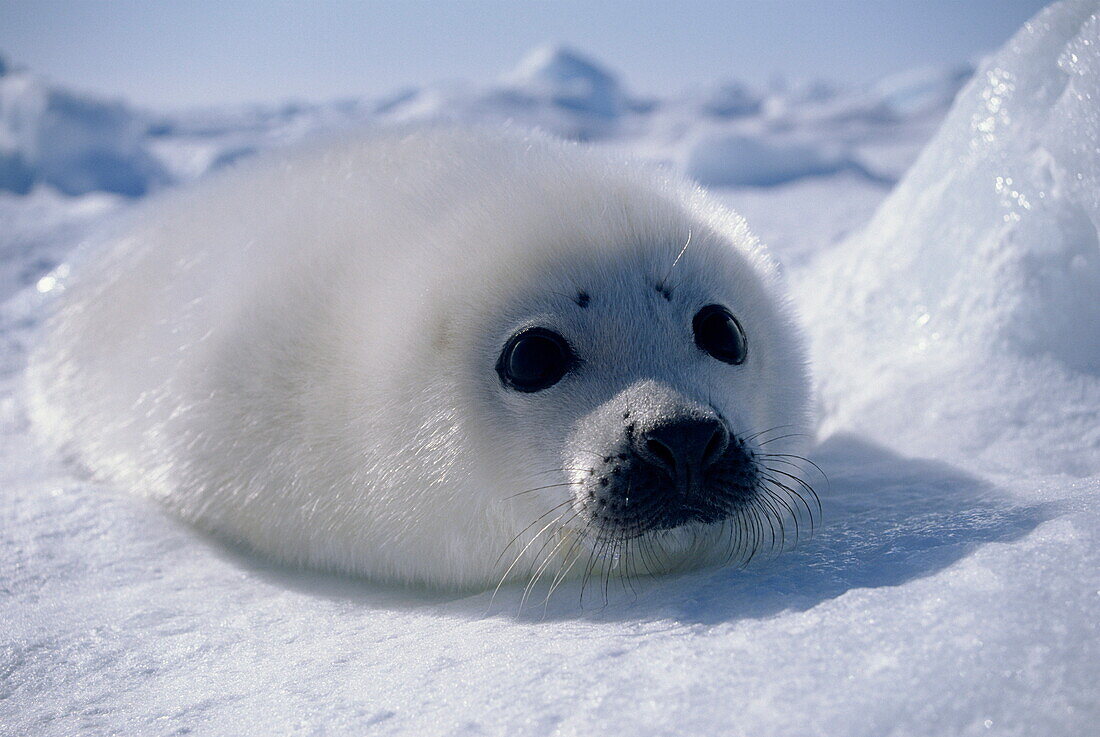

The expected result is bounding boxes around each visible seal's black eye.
[693,304,747,365]
[497,327,576,392]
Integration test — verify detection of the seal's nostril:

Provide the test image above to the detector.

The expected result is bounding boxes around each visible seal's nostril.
[637,416,729,480]
[645,437,678,473]
[701,423,729,468]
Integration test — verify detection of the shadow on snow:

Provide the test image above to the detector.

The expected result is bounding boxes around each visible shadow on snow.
[209,432,1054,624]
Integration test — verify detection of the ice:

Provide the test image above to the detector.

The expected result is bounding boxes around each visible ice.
[871,63,976,118]
[0,67,168,196]
[501,44,627,119]
[664,67,973,188]
[0,188,122,302]
[0,44,971,195]
[683,129,872,187]
[697,81,763,119]
[798,0,1100,475]
[3,2,1100,735]
[374,46,639,141]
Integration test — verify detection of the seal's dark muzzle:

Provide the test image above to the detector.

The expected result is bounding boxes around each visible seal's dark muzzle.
[579,412,758,537]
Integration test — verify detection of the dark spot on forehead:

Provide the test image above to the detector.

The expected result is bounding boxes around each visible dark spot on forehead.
[654,282,673,301]
[575,291,590,308]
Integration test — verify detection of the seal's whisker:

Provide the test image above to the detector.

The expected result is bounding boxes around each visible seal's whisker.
[759,470,817,530]
[507,417,824,602]
[743,424,799,443]
[638,531,663,575]
[760,471,822,535]
[743,503,764,565]
[535,514,582,586]
[623,537,636,592]
[752,505,768,555]
[720,515,736,566]
[756,455,813,476]
[489,503,574,608]
[578,530,605,609]
[632,533,651,575]
[658,227,693,291]
[756,494,783,551]
[493,498,574,568]
[630,536,645,591]
[777,488,806,540]
[588,535,616,609]
[762,465,822,517]
[728,513,747,566]
[763,485,800,542]
[743,501,770,554]
[521,512,580,612]
[505,482,576,500]
[756,432,811,447]
[761,488,796,545]
[651,531,672,573]
[755,505,769,558]
[531,467,593,477]
[762,509,774,550]
[653,528,675,572]
[615,538,628,595]
[760,466,822,525]
[574,449,610,460]
[757,452,829,485]
[758,455,824,494]
[587,533,616,609]
[601,537,620,606]
[740,507,758,564]
[544,526,590,607]
[520,511,581,605]
[619,537,638,598]
[730,509,752,565]
[492,516,565,609]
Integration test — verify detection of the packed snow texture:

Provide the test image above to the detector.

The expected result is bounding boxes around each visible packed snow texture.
[1,44,969,197]
[2,2,1099,736]
[798,0,1100,476]
[0,59,168,197]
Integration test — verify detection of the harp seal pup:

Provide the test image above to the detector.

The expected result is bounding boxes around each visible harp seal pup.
[27,127,813,591]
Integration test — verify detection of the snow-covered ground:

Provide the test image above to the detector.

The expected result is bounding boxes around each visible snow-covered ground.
[2,2,1098,735]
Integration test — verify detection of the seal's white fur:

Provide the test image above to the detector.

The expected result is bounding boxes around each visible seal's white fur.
[28,128,810,590]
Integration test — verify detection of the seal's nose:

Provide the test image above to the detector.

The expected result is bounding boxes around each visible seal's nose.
[637,416,729,483]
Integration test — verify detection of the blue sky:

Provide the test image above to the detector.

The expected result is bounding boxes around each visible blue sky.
[0,0,1052,109]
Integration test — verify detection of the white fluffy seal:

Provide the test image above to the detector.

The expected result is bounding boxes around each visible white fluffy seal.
[28,127,813,592]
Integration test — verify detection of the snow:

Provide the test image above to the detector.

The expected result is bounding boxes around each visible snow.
[0,68,168,197]
[696,81,763,119]
[798,0,1100,476]
[370,46,643,142]
[502,44,628,119]
[683,130,869,187]
[2,1,1099,735]
[0,40,972,192]
[871,63,976,118]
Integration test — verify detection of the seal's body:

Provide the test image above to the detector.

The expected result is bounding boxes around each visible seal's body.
[28,128,812,591]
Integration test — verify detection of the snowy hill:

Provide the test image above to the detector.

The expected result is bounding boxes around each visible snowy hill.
[0,57,168,196]
[501,44,632,119]
[2,2,1099,735]
[0,44,974,196]
[799,2,1100,475]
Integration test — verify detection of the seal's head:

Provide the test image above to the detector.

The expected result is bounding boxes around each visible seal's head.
[392,143,814,592]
